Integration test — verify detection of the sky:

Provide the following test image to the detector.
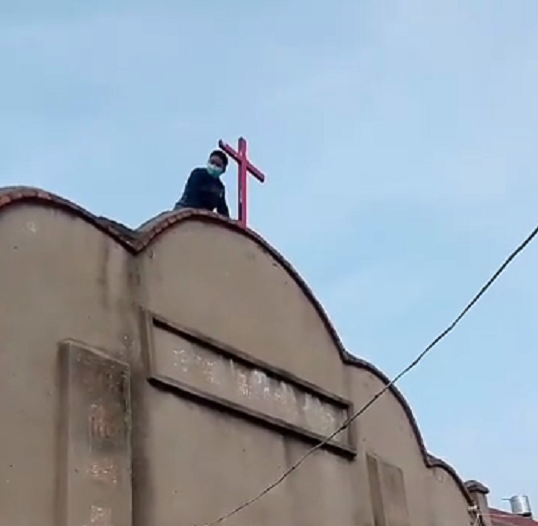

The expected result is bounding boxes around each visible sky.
[2,0,537,513]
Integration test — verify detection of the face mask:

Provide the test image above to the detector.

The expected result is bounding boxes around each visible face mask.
[207,162,224,177]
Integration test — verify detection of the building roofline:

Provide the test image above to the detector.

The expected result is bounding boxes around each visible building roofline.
[0,185,476,506]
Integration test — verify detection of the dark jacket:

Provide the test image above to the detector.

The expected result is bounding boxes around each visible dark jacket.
[174,168,229,217]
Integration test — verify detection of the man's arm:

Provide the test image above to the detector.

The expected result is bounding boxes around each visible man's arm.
[175,168,205,209]
[216,187,230,218]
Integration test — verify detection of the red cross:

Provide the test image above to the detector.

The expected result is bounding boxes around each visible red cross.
[218,137,265,228]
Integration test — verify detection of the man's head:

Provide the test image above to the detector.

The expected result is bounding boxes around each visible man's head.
[207,150,228,177]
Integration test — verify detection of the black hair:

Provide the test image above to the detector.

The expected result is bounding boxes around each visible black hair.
[209,150,228,169]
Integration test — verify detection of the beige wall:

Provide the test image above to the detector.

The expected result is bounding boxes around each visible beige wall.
[0,197,475,526]
[0,204,138,526]
[139,220,347,396]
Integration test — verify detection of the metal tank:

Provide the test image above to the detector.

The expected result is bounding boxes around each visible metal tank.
[509,495,533,517]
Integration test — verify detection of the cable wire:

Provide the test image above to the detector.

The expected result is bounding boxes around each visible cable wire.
[197,223,538,526]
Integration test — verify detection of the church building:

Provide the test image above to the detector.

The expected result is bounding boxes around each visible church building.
[0,186,493,526]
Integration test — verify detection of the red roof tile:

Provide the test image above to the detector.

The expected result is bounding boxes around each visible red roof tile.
[490,508,537,526]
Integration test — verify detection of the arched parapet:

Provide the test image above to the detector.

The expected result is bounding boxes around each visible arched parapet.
[0,185,477,514]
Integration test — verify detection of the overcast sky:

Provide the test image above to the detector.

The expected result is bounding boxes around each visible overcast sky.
[2,0,537,511]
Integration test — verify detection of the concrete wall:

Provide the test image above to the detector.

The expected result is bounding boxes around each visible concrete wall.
[0,192,476,526]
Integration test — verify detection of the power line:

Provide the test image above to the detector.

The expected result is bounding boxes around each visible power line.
[197,223,538,526]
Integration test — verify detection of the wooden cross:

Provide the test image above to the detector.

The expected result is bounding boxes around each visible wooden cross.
[218,137,265,228]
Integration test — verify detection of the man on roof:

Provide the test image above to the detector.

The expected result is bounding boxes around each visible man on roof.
[174,150,230,218]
